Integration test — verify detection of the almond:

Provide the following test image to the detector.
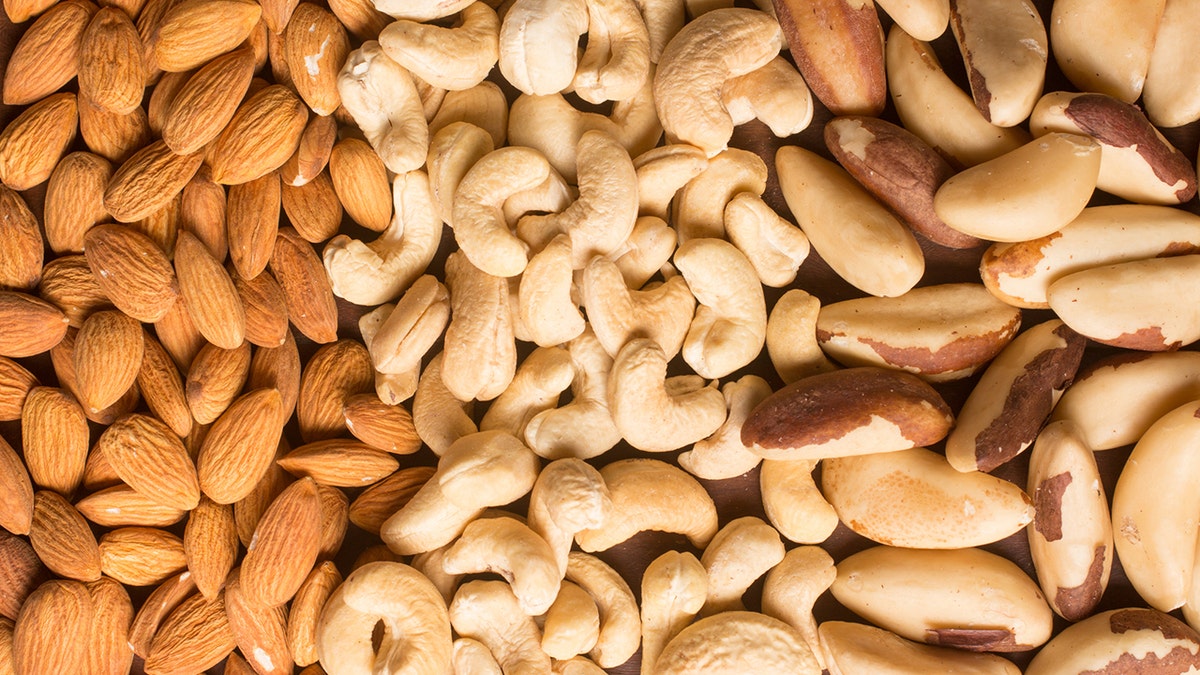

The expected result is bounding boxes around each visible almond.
[260,0,299,33]
[297,339,373,442]
[136,0,180,81]
[78,98,152,164]
[21,387,89,497]
[343,392,422,454]
[2,0,59,24]
[198,388,284,504]
[286,560,341,666]
[233,444,290,548]
[278,439,399,488]
[0,185,42,291]
[29,491,102,582]
[270,227,338,344]
[147,69,190,135]
[84,222,179,322]
[99,527,188,586]
[279,113,336,186]
[244,17,270,72]
[44,152,113,255]
[223,569,293,675]
[12,579,93,675]
[75,484,188,528]
[98,413,201,510]
[348,465,435,534]
[0,291,69,358]
[208,84,309,185]
[132,191,182,257]
[0,356,37,422]
[0,616,13,671]
[227,170,281,280]
[316,484,348,559]
[233,269,290,348]
[2,0,95,106]
[144,590,236,674]
[0,435,33,536]
[85,577,135,675]
[137,331,193,437]
[186,340,252,425]
[224,650,256,675]
[175,230,247,349]
[280,169,343,242]
[128,571,196,659]
[239,477,321,607]
[104,139,203,223]
[329,137,392,232]
[0,92,77,190]
[74,309,145,413]
[152,0,262,72]
[0,531,46,621]
[180,166,229,260]
[283,3,348,116]
[161,47,256,154]
[37,255,110,328]
[78,7,147,114]
[153,298,205,371]
[247,330,301,422]
[54,346,143,428]
[327,0,389,41]
[184,496,239,599]
[81,436,124,493]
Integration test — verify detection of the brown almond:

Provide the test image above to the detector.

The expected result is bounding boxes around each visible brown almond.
[37,255,111,328]
[283,3,347,116]
[227,170,281,280]
[21,387,89,497]
[154,298,205,372]
[186,340,252,425]
[280,169,342,243]
[44,152,113,255]
[2,0,56,22]
[0,291,69,358]
[137,331,193,437]
[198,388,284,504]
[30,491,102,582]
[270,227,338,344]
[175,230,247,349]
[265,28,293,89]
[98,413,200,510]
[0,92,77,191]
[75,485,188,528]
[297,339,373,442]
[0,436,33,536]
[316,484,348,559]
[162,47,256,154]
[147,69,190,135]
[232,444,291,548]
[286,560,341,667]
[247,330,301,422]
[104,139,203,223]
[184,497,238,599]
[773,0,886,116]
[12,579,93,675]
[99,527,188,586]
[348,465,434,534]
[84,223,179,322]
[350,543,398,571]
[326,0,389,41]
[179,166,228,260]
[343,392,422,454]
[0,185,42,291]
[278,439,399,488]
[239,477,321,607]
[243,16,270,70]
[48,325,143,426]
[279,114,336,187]
[128,571,196,659]
[2,0,95,106]
[74,309,145,413]
[208,84,309,185]
[330,138,391,231]
[0,356,38,422]
[81,438,123,493]
[223,570,294,675]
[152,0,262,72]
[233,269,289,348]
[135,0,180,81]
[144,590,236,674]
[260,0,299,33]
[0,616,11,673]
[0,531,47,621]
[78,98,152,164]
[132,191,182,257]
[79,7,147,114]
[224,650,256,675]
[85,577,135,675]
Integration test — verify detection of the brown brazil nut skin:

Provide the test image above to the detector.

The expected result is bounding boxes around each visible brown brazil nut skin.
[1025,608,1200,675]
[741,367,954,460]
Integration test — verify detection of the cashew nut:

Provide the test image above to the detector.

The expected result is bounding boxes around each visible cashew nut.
[427,122,495,228]
[761,545,835,670]
[655,611,820,674]
[411,543,462,605]
[675,237,767,379]
[541,580,601,659]
[359,303,421,404]
[553,656,608,675]
[452,146,550,277]
[442,515,560,615]
[673,147,767,243]
[519,235,586,347]
[374,0,474,21]
[503,167,576,232]
[379,3,500,91]
[498,0,589,95]
[523,328,623,460]
[452,637,502,675]
[367,274,450,375]
[606,216,678,289]
[699,516,785,616]
[480,347,573,440]
[565,552,641,668]
[337,41,429,174]
[759,458,839,545]
[572,0,652,104]
[449,580,551,674]
[633,143,708,220]
[724,192,810,288]
[428,82,509,148]
[640,550,707,675]
[527,458,613,575]
[678,375,771,480]
[441,252,518,402]
[721,56,813,139]
[765,289,838,384]
[576,458,719,550]
[632,0,686,62]
[582,257,695,360]
[412,352,477,455]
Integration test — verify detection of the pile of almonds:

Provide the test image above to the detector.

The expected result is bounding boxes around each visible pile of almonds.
[2,0,1200,673]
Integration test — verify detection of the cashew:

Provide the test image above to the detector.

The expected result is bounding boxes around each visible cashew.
[503,168,576,231]
[379,3,500,91]
[722,56,813,138]
[480,347,573,440]
[655,611,820,674]
[673,147,767,243]
[413,352,477,455]
[765,289,838,384]
[337,41,429,174]
[761,546,835,670]
[527,458,613,575]
[498,0,589,95]
[607,338,726,453]
[368,275,450,374]
[640,551,707,675]
[552,656,607,674]
[427,122,495,228]
[565,552,641,668]
[606,216,678,289]
[374,0,474,21]
[541,581,601,659]
[678,375,771,480]
[360,304,422,404]
[523,328,623,460]
[572,0,652,104]
[699,517,785,616]
[449,580,551,675]
[576,458,719,551]
[323,169,441,306]
[441,252,517,402]
[724,193,810,288]
[429,82,510,149]
[442,516,560,615]
[452,637,502,675]
[316,561,453,675]
[412,543,462,605]
[653,8,783,155]
[633,144,708,220]
[759,458,839,545]
[632,0,686,62]
[519,235,586,347]
[675,238,767,379]
[582,257,695,360]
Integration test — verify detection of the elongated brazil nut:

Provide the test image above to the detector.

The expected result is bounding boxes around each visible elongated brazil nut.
[741,367,953,460]
[948,0,1047,128]
[819,621,1022,675]
[1025,608,1200,675]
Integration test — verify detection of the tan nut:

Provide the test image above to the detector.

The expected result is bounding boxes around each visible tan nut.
[673,147,767,243]
[581,257,695,361]
[428,82,509,148]
[518,235,586,347]
[632,143,707,221]
[426,121,495,229]
[379,2,500,91]
[655,611,820,674]
[449,581,548,675]
[606,216,678,290]
[527,458,612,576]
[498,0,589,95]
[542,581,601,660]
[678,375,771,481]
[442,516,560,615]
[523,328,623,460]
[948,0,1047,127]
[366,275,450,375]
[572,0,652,103]
[639,551,706,675]
[764,290,837,385]
[452,637,501,675]
[675,237,766,379]
[771,0,884,117]
[564,552,641,669]
[761,546,835,670]
[820,621,1023,675]
[721,56,813,138]
[699,517,784,616]
[441,252,518,402]
[723,192,809,288]
[1049,0,1163,103]
[1143,0,1200,127]
[873,0,948,41]
[480,347,573,441]
[759,458,838,545]
[452,146,549,277]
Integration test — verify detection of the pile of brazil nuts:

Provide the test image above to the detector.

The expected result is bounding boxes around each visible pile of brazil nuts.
[5,0,1200,672]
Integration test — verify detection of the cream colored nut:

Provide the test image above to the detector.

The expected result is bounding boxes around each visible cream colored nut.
[946,320,1086,472]
[373,0,473,21]
[412,543,462,605]
[564,552,640,669]
[412,352,477,455]
[885,24,1029,167]
[503,167,576,233]
[874,0,949,41]
[413,73,449,122]
[655,611,820,674]
[1143,0,1200,128]
[480,347,573,441]
[765,290,837,385]
[337,42,429,174]
[323,169,441,306]
[1026,608,1200,675]
[607,338,726,453]
[722,56,812,138]
[823,447,1035,549]
[1049,0,1164,103]
[442,516,560,615]
[653,8,782,156]
[367,275,450,375]
[379,3,500,91]
[553,656,607,674]
[698,517,784,616]
[1052,351,1200,451]
[947,0,1046,127]
[451,146,550,278]
[581,257,695,360]
[1026,420,1113,622]
[675,238,766,379]
[762,546,834,671]
[542,581,601,660]
[453,637,502,675]
[759,459,838,544]
[1031,91,1197,205]
[673,147,767,243]
[633,0,685,62]
[639,551,706,675]
[528,458,612,576]
[441,252,518,401]
[678,375,770,481]
[723,193,809,288]
[572,0,651,103]
[316,561,452,675]
[819,621,1023,675]
[518,235,586,347]
[606,216,677,289]
[816,283,1022,382]
[776,145,923,298]
[632,143,707,221]
[1048,255,1200,351]
[449,580,551,674]
[523,328,623,460]
[426,123,494,229]
[498,0,589,95]
[428,82,509,148]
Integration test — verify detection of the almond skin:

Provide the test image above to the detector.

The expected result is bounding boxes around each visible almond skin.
[74,309,145,414]
[239,477,322,608]
[269,228,338,344]
[180,167,229,261]
[3,0,96,106]
[161,47,256,155]
[315,484,348,559]
[84,223,179,322]
[223,570,294,675]
[233,269,290,348]
[0,92,78,191]
[198,388,285,505]
[78,98,152,164]
[12,579,93,675]
[283,3,348,116]
[44,151,113,255]
[137,331,193,438]
[207,84,309,185]
[78,7,147,114]
[75,485,188,528]
[227,171,281,280]
[104,139,204,223]
[247,330,301,423]
[261,0,300,32]
[0,356,38,422]
[327,0,389,41]
[152,0,263,72]
[278,440,399,488]
[279,114,337,186]
[0,292,69,358]
[132,191,183,257]
[29,491,103,582]
[98,413,201,511]
[0,436,33,536]
[37,255,111,328]
[186,340,252,425]
[144,589,236,675]
[99,527,189,586]
[153,297,206,372]
[175,230,247,350]
[184,497,239,599]
[49,327,142,427]
[0,531,46,621]
[297,339,373,442]
[128,571,197,659]
[85,577,135,675]
[21,387,89,498]
[286,561,341,666]
[232,447,290,549]
[4,0,75,30]
[0,184,43,290]
[347,465,434,534]
[329,137,392,231]
[280,169,342,243]
[343,392,422,454]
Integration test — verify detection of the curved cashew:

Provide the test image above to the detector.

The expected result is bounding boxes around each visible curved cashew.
[640,550,707,675]
[542,580,601,659]
[449,580,551,674]
[379,3,500,91]
[553,656,608,674]
[480,346,573,439]
[633,143,708,220]
[411,543,462,605]
[442,516,560,615]
[427,122,495,228]
[674,237,767,378]
[582,257,695,360]
[565,552,641,668]
[673,147,767,242]
[452,637,502,675]
[759,458,839,544]
[528,458,613,574]
[452,147,550,278]
[368,275,450,374]
[699,517,785,616]
[653,8,783,155]
[360,303,422,404]
[498,0,589,95]
[523,328,624,460]
[573,0,652,103]
[503,168,576,232]
[606,216,678,289]
[761,546,835,671]
[337,42,428,174]
[373,0,473,21]
[441,252,517,402]
[765,289,837,384]
[576,458,719,550]
[323,169,441,306]
[413,352,477,455]
[428,82,509,148]
[724,192,810,288]
[519,235,586,347]
[722,56,813,138]
[655,611,820,674]
[633,0,686,62]
[678,375,771,480]
[316,561,453,675]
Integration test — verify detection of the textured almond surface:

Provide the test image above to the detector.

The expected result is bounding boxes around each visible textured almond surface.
[0,92,77,191]
[21,386,89,497]
[98,413,201,511]
[175,231,247,350]
[74,309,144,414]
[198,388,284,504]
[29,491,102,582]
[2,0,95,106]
[83,223,179,322]
[207,85,309,185]
[239,477,322,608]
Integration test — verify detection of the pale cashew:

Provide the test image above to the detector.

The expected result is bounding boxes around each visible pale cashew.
[453,637,502,675]
[640,550,707,675]
[699,516,785,616]
[359,303,422,404]
[657,611,819,674]
[675,238,767,379]
[653,8,783,156]
[632,0,685,62]
[379,3,500,91]
[722,56,813,138]
[427,122,495,228]
[759,458,839,545]
[565,552,641,669]
[428,82,509,148]
[572,0,652,104]
[606,216,678,289]
[541,581,601,659]
[449,580,551,675]
[761,545,835,671]
[316,561,453,675]
[527,458,613,574]
[442,516,561,615]
[498,0,589,95]
[576,458,719,550]
[414,73,449,122]
[338,42,429,174]
[452,146,550,278]
[411,544,463,607]
[607,338,726,453]
[374,0,474,21]
[323,169,442,306]
[441,252,518,402]
[368,275,450,374]
[480,347,574,440]
[633,143,708,220]
[673,148,768,243]
[765,289,838,384]
[524,328,623,460]
[503,168,576,231]
[582,257,695,360]
[724,192,810,288]
[678,375,771,480]
[413,352,477,455]
[519,235,587,347]
[553,656,607,674]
